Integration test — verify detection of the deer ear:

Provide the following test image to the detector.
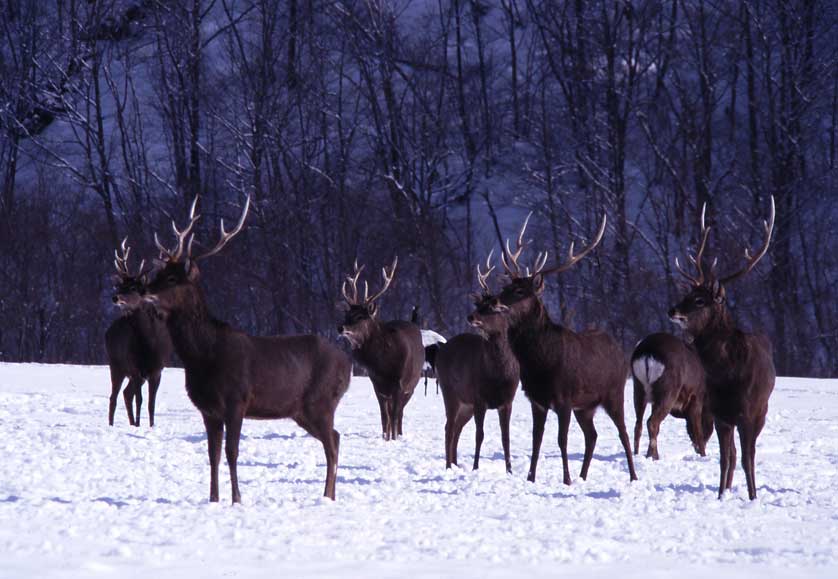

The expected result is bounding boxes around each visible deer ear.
[368,302,378,318]
[533,273,545,295]
[185,259,200,282]
[712,281,725,303]
[110,274,122,285]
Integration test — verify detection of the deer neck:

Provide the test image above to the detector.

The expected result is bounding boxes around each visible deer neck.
[354,320,387,366]
[508,298,556,344]
[165,286,224,369]
[692,305,736,352]
[484,329,519,380]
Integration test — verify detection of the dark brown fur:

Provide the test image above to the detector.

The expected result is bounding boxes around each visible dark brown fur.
[630,332,713,460]
[106,275,171,427]
[496,276,637,485]
[145,261,351,502]
[434,297,520,472]
[670,283,775,500]
[339,307,423,441]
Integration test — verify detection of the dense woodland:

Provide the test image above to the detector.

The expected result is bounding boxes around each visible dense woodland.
[0,0,835,376]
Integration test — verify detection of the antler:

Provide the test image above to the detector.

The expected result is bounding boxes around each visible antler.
[538,213,607,276]
[476,249,496,293]
[114,237,145,278]
[500,211,533,278]
[155,196,200,262]
[719,195,775,285]
[341,260,366,305]
[364,256,398,304]
[674,203,712,286]
[191,195,251,261]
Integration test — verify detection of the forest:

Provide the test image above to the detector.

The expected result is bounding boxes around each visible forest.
[0,0,835,376]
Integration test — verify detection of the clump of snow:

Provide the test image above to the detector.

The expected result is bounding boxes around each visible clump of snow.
[0,363,836,578]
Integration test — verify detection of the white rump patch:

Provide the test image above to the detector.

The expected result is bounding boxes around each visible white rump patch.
[632,356,666,401]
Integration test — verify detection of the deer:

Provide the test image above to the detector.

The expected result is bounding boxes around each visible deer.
[631,332,713,460]
[338,258,424,441]
[142,196,351,502]
[669,197,776,500]
[489,213,637,486]
[433,251,520,473]
[106,238,172,427]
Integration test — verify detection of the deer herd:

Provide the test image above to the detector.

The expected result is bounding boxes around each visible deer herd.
[106,195,777,505]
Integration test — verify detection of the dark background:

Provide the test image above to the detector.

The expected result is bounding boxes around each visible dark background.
[0,0,835,376]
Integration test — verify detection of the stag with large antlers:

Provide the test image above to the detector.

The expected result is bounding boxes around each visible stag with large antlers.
[143,196,351,502]
[106,238,172,427]
[338,258,423,441]
[488,212,637,485]
[432,251,520,472]
[669,197,776,500]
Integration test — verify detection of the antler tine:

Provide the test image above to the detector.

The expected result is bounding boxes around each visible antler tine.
[532,250,549,275]
[169,196,201,261]
[690,205,712,283]
[501,211,533,277]
[719,195,775,285]
[193,195,251,261]
[114,237,134,276]
[341,262,365,305]
[674,256,701,286]
[540,213,608,275]
[365,256,398,304]
[476,248,496,292]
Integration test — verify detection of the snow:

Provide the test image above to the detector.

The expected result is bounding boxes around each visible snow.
[0,362,836,578]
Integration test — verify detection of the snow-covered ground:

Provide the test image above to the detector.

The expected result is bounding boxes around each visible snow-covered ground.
[0,362,836,578]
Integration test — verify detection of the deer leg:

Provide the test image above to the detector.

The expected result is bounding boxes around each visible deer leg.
[224,409,244,504]
[472,404,487,471]
[133,380,144,427]
[632,378,646,455]
[645,396,672,461]
[450,404,473,467]
[202,414,224,503]
[123,378,141,426]
[715,420,734,499]
[557,405,572,486]
[147,371,162,428]
[527,402,548,483]
[685,399,706,456]
[605,396,638,482]
[573,407,598,481]
[300,410,340,500]
[726,436,737,490]
[391,390,402,441]
[398,388,413,437]
[108,369,124,426]
[375,392,390,441]
[498,403,513,474]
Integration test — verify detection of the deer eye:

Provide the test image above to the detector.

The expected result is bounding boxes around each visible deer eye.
[167,275,177,284]
[694,297,706,307]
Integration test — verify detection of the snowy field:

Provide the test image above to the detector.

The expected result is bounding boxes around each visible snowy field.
[0,362,836,578]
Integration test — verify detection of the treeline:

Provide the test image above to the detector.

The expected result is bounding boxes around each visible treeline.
[0,0,835,376]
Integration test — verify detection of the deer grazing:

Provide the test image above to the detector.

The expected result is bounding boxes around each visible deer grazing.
[143,196,351,502]
[433,251,520,473]
[492,213,637,485]
[106,238,172,427]
[669,197,776,500]
[631,332,713,460]
[338,258,424,441]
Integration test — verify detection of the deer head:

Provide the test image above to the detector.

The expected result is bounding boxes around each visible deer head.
[467,250,510,337]
[111,237,148,311]
[669,197,775,336]
[496,211,607,323]
[337,257,398,348]
[144,195,251,316]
